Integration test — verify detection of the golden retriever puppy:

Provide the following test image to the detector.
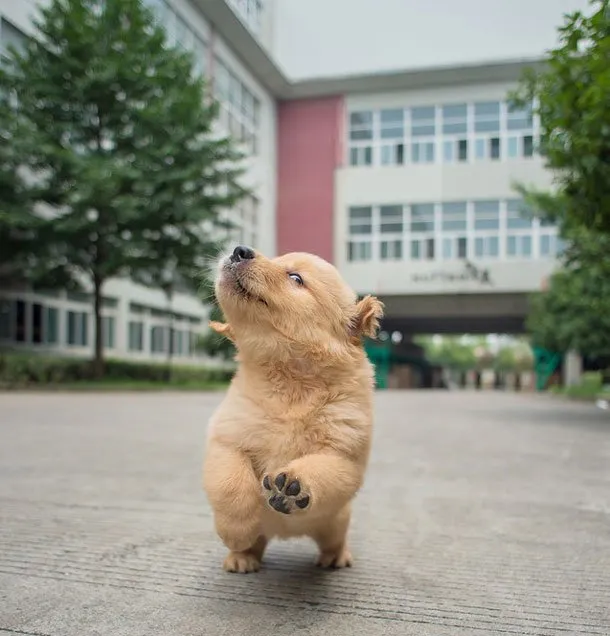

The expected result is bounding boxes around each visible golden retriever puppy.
[202,245,383,573]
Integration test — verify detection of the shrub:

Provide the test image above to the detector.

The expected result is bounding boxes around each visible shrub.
[0,352,233,388]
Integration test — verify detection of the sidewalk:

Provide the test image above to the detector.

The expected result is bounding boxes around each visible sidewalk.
[0,391,608,635]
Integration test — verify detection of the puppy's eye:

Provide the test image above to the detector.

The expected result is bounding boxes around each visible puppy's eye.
[288,272,304,286]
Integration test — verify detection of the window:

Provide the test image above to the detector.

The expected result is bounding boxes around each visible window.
[441,202,467,231]
[32,303,43,344]
[347,241,371,262]
[151,325,166,353]
[540,233,564,258]
[506,200,532,229]
[347,206,372,258]
[474,200,500,230]
[46,307,58,344]
[0,299,12,339]
[380,205,403,233]
[442,237,468,260]
[349,111,373,166]
[410,204,435,261]
[380,111,405,165]
[380,240,402,260]
[474,102,500,133]
[411,106,435,164]
[214,58,259,155]
[15,300,26,342]
[379,205,403,261]
[442,104,468,163]
[67,311,88,346]
[475,236,499,258]
[102,316,115,349]
[0,18,28,58]
[380,109,403,139]
[410,238,435,260]
[410,203,435,233]
[473,201,500,259]
[129,321,144,351]
[441,202,467,260]
[507,235,532,257]
[474,102,501,161]
[523,135,534,157]
[348,206,372,234]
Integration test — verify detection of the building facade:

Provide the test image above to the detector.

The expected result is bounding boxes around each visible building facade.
[0,0,560,360]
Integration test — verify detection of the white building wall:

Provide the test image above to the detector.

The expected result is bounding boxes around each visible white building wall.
[336,81,560,297]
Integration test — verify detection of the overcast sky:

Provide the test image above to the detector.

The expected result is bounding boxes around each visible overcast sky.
[273,0,590,80]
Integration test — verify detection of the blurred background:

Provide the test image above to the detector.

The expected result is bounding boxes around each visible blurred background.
[0,0,608,400]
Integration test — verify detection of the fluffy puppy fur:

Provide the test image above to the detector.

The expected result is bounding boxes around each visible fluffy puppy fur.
[202,247,383,573]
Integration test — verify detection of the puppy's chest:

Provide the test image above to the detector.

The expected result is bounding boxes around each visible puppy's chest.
[246,412,335,473]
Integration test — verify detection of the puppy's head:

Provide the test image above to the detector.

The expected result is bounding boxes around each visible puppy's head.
[211,245,384,360]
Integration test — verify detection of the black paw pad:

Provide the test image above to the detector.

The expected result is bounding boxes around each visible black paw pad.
[296,495,310,509]
[285,480,301,496]
[274,473,287,490]
[263,475,271,490]
[269,494,290,514]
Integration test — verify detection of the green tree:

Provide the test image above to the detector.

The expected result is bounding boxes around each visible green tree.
[511,0,610,360]
[0,0,246,375]
[527,228,610,356]
[512,0,610,235]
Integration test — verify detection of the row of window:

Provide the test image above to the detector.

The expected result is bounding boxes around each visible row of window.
[0,299,202,356]
[143,0,208,76]
[142,0,261,155]
[214,58,261,155]
[348,100,536,166]
[346,200,562,262]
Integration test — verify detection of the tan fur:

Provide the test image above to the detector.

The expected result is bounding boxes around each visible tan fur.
[202,249,383,573]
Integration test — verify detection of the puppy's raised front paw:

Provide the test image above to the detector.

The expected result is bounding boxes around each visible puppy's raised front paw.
[262,471,311,514]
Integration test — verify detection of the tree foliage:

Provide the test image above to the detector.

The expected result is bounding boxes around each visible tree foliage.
[527,229,610,356]
[513,0,610,234]
[512,0,610,358]
[0,0,246,374]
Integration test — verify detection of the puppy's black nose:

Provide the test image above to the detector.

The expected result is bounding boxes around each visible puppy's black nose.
[231,245,255,263]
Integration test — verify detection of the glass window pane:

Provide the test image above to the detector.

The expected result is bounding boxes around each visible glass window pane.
[444,140,454,162]
[522,236,532,256]
[507,236,517,256]
[475,138,486,159]
[411,106,436,136]
[380,205,403,233]
[523,135,534,157]
[442,103,467,134]
[475,237,484,257]
[410,240,420,259]
[46,307,58,344]
[442,202,467,231]
[489,236,499,256]
[410,204,435,232]
[458,139,468,161]
[443,238,453,259]
[508,136,519,158]
[474,101,500,133]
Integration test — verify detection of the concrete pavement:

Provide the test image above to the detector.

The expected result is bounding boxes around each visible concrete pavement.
[0,390,609,635]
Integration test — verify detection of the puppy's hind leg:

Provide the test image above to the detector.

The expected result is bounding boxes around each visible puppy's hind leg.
[312,506,353,569]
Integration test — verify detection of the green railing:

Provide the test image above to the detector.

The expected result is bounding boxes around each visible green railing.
[533,346,562,391]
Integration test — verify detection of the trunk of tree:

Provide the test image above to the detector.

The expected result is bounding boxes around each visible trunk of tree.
[92,275,104,379]
[164,286,174,383]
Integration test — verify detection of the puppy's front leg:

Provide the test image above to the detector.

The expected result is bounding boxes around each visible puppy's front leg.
[262,453,364,517]
[203,441,265,571]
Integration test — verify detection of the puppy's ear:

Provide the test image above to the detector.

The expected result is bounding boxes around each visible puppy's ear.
[208,320,235,343]
[351,295,384,339]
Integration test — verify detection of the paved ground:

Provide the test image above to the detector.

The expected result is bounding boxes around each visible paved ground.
[0,391,609,636]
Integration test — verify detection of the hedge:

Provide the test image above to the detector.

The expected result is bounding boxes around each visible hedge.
[0,352,234,387]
